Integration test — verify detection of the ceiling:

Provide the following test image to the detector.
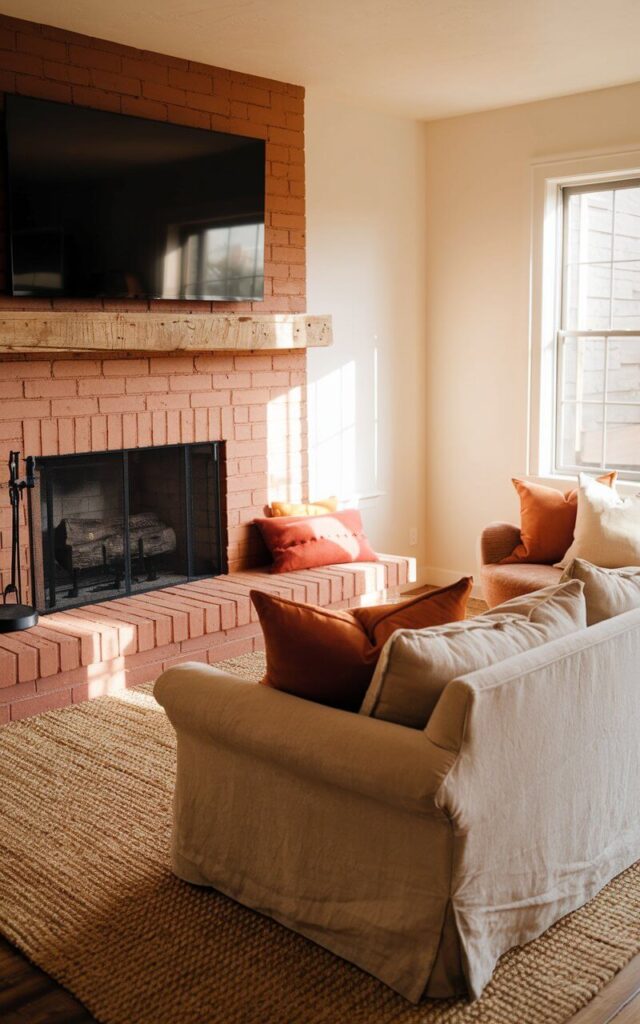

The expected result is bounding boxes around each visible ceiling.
[4,0,640,120]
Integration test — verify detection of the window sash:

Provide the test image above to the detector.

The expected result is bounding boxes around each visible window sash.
[555,179,640,480]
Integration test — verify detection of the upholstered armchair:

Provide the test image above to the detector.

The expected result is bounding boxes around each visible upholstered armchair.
[480,522,562,607]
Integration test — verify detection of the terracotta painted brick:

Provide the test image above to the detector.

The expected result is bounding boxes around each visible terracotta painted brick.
[129,596,188,643]
[0,646,17,687]
[52,359,100,377]
[44,614,99,665]
[91,414,107,451]
[169,373,213,392]
[103,358,148,377]
[40,418,58,455]
[168,66,212,94]
[149,356,194,375]
[63,610,122,661]
[190,390,230,408]
[71,84,121,113]
[194,354,235,373]
[11,688,72,720]
[231,388,269,406]
[126,375,169,394]
[166,409,180,444]
[137,411,152,447]
[68,43,121,72]
[107,414,122,450]
[0,636,38,681]
[32,625,80,672]
[121,55,168,83]
[152,411,167,446]
[166,104,210,130]
[207,637,254,663]
[122,412,137,448]
[98,394,146,414]
[43,59,90,85]
[78,376,125,397]
[90,68,140,97]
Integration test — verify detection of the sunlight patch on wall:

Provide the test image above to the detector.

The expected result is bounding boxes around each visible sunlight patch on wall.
[266,384,304,502]
[308,360,356,502]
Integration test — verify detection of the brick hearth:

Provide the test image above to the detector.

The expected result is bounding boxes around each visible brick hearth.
[0,556,415,722]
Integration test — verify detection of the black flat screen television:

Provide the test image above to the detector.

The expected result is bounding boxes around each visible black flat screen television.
[5,95,266,301]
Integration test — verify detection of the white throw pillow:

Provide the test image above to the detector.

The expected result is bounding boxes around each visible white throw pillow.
[560,558,640,625]
[557,473,640,570]
[359,580,586,730]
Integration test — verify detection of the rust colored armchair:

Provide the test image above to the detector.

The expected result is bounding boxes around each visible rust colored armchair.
[480,522,562,608]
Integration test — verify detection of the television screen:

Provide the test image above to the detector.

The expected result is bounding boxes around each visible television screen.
[5,95,266,301]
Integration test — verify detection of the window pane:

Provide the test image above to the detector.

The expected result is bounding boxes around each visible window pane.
[611,261,640,329]
[604,405,640,472]
[566,191,613,264]
[558,402,603,469]
[607,337,640,402]
[564,262,612,330]
[560,336,605,401]
[613,187,640,259]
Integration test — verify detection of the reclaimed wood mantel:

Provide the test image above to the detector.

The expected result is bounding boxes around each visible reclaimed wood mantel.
[0,311,333,354]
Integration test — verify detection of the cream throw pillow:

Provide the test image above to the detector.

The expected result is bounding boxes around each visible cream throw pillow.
[560,558,640,625]
[557,473,640,569]
[359,580,586,730]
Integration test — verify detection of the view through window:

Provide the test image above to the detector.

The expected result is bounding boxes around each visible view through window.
[557,180,640,478]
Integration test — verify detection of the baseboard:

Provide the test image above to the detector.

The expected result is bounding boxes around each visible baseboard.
[415,564,483,599]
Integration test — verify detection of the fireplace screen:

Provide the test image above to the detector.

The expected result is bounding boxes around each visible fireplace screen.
[31,442,225,613]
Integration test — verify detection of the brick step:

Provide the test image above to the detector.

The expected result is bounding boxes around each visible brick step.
[0,554,415,722]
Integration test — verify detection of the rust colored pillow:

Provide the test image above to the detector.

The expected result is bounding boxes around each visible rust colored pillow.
[352,577,473,647]
[251,577,472,710]
[504,473,617,565]
[254,508,378,574]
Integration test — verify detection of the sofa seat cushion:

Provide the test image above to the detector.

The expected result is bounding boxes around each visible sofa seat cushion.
[481,562,562,609]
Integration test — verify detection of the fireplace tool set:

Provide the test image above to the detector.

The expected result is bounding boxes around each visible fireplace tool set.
[0,451,38,632]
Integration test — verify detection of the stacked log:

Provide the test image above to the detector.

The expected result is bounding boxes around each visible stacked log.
[55,512,176,572]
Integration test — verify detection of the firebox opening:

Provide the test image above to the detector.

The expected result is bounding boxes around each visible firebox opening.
[31,442,226,613]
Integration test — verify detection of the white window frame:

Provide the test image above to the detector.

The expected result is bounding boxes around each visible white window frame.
[530,148,640,489]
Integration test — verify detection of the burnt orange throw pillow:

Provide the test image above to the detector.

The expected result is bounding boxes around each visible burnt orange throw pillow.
[251,577,472,710]
[254,508,378,574]
[504,472,617,565]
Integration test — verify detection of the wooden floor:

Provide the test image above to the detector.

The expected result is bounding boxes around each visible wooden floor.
[1,931,640,1024]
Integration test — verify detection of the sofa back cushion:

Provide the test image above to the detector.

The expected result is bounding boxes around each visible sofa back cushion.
[359,580,587,729]
[561,558,640,625]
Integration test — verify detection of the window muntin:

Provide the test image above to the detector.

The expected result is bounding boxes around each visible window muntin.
[556,180,640,478]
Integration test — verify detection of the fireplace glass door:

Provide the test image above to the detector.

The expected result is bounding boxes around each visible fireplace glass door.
[32,442,225,612]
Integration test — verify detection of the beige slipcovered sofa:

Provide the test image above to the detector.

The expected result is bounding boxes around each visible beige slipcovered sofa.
[155,607,640,1003]
[480,521,562,607]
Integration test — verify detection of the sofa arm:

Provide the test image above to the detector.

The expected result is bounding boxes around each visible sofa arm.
[155,662,456,816]
[480,521,520,564]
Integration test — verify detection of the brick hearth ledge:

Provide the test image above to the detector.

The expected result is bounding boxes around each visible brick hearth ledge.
[0,555,415,723]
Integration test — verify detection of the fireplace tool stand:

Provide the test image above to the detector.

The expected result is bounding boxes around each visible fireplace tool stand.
[1,451,38,632]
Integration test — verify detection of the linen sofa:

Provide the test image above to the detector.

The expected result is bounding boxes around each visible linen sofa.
[480,521,562,607]
[155,606,640,1003]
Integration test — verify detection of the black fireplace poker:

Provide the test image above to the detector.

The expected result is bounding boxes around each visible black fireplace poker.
[0,451,38,633]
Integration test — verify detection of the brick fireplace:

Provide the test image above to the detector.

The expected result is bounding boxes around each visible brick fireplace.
[0,348,308,603]
[0,13,308,597]
[0,16,415,720]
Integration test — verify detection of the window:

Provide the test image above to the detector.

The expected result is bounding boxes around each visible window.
[556,180,640,478]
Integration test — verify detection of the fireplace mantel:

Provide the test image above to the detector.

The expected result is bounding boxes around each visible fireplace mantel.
[0,311,332,354]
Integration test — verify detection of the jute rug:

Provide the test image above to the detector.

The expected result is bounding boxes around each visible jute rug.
[1,650,640,1024]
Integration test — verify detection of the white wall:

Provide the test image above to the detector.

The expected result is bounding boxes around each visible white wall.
[305,93,429,578]
[423,80,640,582]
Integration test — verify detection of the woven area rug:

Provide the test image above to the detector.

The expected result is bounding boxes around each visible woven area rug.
[1,651,640,1024]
